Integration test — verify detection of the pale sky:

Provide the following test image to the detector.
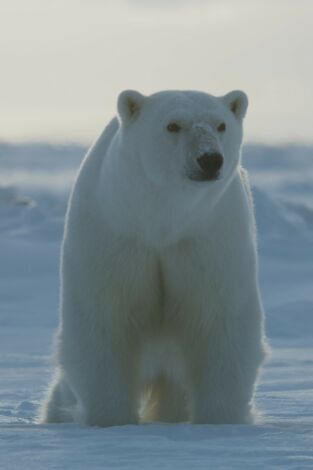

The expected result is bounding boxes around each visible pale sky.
[0,0,312,144]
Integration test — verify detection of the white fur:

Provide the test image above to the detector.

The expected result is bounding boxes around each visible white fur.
[39,89,268,426]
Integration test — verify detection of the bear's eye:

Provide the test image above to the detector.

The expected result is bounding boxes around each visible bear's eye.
[217,122,226,132]
[167,122,181,133]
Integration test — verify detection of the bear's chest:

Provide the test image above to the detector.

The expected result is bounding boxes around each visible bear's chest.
[101,234,241,336]
[101,241,162,331]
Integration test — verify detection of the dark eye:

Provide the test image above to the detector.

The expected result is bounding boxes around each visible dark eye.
[167,122,181,133]
[217,122,226,132]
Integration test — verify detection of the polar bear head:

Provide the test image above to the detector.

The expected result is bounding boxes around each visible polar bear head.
[117,89,248,191]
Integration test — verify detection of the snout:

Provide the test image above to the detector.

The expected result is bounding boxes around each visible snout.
[195,152,224,181]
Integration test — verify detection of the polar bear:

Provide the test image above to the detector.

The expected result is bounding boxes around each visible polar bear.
[39,89,267,426]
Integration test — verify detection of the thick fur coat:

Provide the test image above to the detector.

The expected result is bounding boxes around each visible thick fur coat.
[40,90,267,426]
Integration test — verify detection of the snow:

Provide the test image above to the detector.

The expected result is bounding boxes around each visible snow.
[0,142,313,468]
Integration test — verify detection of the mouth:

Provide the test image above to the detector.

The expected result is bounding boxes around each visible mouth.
[188,170,221,182]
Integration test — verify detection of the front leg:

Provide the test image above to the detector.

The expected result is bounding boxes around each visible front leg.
[58,315,139,427]
[188,308,267,425]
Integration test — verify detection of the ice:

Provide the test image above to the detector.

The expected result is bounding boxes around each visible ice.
[0,142,312,468]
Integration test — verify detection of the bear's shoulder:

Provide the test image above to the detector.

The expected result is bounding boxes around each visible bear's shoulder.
[90,117,119,157]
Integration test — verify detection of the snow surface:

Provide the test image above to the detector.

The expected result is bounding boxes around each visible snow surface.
[0,142,312,469]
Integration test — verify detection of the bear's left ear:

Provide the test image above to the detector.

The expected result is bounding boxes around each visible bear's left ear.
[117,90,146,125]
[223,90,248,120]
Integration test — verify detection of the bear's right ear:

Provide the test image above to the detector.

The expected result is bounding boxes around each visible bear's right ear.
[117,90,145,125]
[223,90,248,120]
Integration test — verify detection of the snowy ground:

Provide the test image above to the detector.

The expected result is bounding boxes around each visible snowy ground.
[0,142,312,469]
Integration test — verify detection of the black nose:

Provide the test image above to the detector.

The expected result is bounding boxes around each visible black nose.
[196,152,223,180]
